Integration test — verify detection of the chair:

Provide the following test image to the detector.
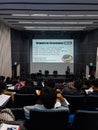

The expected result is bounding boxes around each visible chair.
[85,95,98,110]
[37,70,42,77]
[63,95,86,113]
[14,93,37,107]
[53,70,58,76]
[71,110,98,130]
[25,109,69,130]
[10,108,25,120]
[44,70,49,76]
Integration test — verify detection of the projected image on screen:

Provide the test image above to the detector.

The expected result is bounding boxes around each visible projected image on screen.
[32,39,74,63]
[62,54,73,63]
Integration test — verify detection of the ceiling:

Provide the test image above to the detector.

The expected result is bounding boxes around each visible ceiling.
[1,0,98,31]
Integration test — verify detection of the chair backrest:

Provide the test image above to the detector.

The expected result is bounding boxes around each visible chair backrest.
[44,70,49,76]
[53,70,58,76]
[11,108,25,120]
[14,93,37,107]
[26,109,69,130]
[64,95,86,113]
[72,110,98,130]
[85,95,98,110]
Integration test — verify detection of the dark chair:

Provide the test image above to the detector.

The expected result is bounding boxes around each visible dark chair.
[71,110,98,130]
[85,95,98,110]
[37,70,42,77]
[14,93,37,107]
[25,109,69,130]
[44,70,49,76]
[10,108,25,120]
[53,70,58,76]
[63,95,86,113]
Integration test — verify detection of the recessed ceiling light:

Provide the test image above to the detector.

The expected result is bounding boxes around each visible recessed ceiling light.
[12,14,30,16]
[67,15,85,17]
[19,21,33,24]
[78,22,93,24]
[24,26,86,29]
[31,14,48,16]
[49,14,66,17]
[86,15,98,17]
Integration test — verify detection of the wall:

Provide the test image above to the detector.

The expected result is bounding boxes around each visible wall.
[11,30,98,76]
[11,30,30,77]
[77,30,98,75]
[0,22,12,77]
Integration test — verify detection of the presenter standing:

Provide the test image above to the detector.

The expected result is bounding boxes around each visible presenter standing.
[66,66,70,77]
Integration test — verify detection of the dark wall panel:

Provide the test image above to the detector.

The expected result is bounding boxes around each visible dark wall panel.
[11,29,31,77]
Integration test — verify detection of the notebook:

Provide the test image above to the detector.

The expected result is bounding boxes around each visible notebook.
[0,94,11,107]
[0,123,20,130]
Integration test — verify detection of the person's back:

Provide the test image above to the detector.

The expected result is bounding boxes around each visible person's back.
[0,82,15,103]
[14,77,26,90]
[23,87,69,119]
[62,79,85,96]
[88,78,98,96]
[19,85,36,95]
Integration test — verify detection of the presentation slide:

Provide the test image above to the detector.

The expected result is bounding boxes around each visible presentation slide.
[32,39,74,63]
[30,39,74,75]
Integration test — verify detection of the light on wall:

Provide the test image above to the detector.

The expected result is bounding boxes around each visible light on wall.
[14,62,17,66]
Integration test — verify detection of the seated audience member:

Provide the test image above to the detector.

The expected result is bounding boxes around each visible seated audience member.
[68,79,98,127]
[11,76,19,86]
[44,78,63,95]
[5,76,12,84]
[25,78,34,87]
[81,78,90,90]
[37,78,44,88]
[88,78,98,96]
[14,77,26,91]
[84,83,94,95]
[17,78,36,94]
[0,82,15,103]
[44,78,56,88]
[19,85,37,95]
[0,76,5,83]
[23,87,69,119]
[62,79,85,96]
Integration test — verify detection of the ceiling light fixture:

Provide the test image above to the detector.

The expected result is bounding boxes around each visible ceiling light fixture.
[24,26,86,29]
[19,21,33,24]
[49,14,66,17]
[67,15,85,17]
[31,14,48,16]
[12,14,30,16]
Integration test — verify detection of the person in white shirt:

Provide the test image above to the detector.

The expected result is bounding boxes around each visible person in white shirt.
[24,87,69,119]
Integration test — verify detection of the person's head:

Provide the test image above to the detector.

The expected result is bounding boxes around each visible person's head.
[44,78,55,89]
[19,77,26,86]
[26,78,34,87]
[40,87,57,109]
[19,85,36,94]
[0,82,7,93]
[5,76,11,84]
[90,78,98,90]
[0,76,5,82]
[72,79,83,90]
